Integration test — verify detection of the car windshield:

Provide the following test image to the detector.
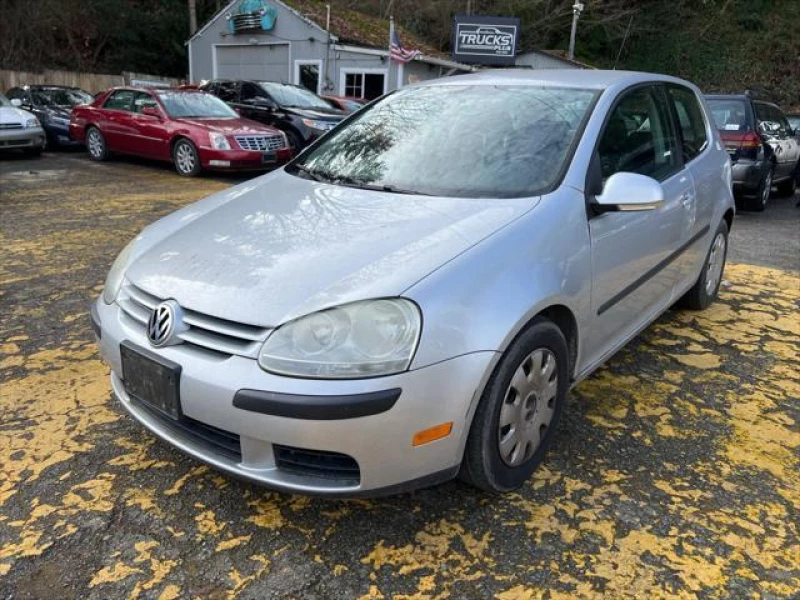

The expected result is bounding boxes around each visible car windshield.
[157,92,237,118]
[32,87,93,106]
[707,98,751,132]
[0,93,9,107]
[289,85,598,198]
[259,82,332,109]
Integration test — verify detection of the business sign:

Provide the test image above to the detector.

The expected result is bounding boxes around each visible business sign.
[452,15,520,66]
[226,0,278,34]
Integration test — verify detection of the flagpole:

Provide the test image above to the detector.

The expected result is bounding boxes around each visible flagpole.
[389,16,403,91]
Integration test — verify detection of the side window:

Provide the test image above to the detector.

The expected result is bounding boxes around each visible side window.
[216,81,239,103]
[771,106,791,134]
[598,86,680,181]
[7,88,23,102]
[240,83,270,104]
[133,92,158,113]
[754,102,781,134]
[103,90,135,111]
[666,85,708,162]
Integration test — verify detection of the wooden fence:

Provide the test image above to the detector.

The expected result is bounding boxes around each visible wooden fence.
[0,69,184,94]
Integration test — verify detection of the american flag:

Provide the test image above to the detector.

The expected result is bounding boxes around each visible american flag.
[390,29,421,63]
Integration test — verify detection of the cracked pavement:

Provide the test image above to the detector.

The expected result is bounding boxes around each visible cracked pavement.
[1,151,798,599]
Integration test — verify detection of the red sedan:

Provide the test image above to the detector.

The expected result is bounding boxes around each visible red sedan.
[70,87,292,176]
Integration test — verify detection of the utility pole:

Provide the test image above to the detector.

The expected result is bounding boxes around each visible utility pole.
[568,1,584,60]
[467,0,472,16]
[188,0,198,36]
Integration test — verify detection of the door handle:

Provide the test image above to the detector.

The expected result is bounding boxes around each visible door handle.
[680,192,694,207]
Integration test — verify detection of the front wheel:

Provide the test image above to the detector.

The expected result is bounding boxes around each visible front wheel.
[173,138,201,177]
[460,317,568,493]
[677,220,729,311]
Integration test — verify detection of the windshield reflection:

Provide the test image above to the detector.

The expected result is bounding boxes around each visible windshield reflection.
[288,85,598,198]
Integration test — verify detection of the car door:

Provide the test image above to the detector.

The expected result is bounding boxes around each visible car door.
[773,107,800,177]
[665,84,716,287]
[584,84,694,367]
[238,82,277,126]
[99,90,137,152]
[129,91,170,159]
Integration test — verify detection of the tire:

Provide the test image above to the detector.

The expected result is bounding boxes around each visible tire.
[172,138,201,177]
[747,165,772,211]
[677,219,729,311]
[460,317,569,493]
[86,126,109,161]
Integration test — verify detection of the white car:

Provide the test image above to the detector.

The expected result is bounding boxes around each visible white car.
[0,93,45,155]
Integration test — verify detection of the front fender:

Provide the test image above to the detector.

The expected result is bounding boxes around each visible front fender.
[407,188,592,371]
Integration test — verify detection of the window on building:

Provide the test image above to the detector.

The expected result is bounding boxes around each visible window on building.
[343,72,385,101]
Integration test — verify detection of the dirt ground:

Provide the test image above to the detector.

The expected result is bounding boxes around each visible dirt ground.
[1,151,798,599]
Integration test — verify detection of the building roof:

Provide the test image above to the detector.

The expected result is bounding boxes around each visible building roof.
[517,48,594,70]
[283,0,444,58]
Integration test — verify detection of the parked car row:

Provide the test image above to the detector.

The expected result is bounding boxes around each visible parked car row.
[706,93,800,210]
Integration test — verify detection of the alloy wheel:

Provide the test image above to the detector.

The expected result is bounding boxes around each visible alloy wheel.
[705,232,726,296]
[87,130,103,158]
[497,348,558,467]
[175,142,196,174]
[761,170,772,207]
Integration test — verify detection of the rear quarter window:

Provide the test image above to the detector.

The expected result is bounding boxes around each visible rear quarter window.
[667,86,708,161]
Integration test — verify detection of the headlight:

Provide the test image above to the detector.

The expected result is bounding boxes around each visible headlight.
[259,299,421,379]
[23,117,40,129]
[103,238,137,304]
[209,132,231,150]
[301,118,337,132]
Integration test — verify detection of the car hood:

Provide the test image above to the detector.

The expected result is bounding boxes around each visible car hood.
[126,171,536,327]
[284,106,344,121]
[176,118,279,135]
[0,106,34,124]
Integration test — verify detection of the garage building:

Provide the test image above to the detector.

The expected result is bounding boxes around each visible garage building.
[188,0,473,100]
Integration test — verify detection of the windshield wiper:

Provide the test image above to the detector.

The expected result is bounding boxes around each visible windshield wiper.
[333,176,434,196]
[291,164,331,183]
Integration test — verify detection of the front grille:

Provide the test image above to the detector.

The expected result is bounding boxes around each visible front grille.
[235,134,285,152]
[0,123,23,130]
[274,445,360,484]
[118,281,269,358]
[134,398,242,462]
[230,13,263,32]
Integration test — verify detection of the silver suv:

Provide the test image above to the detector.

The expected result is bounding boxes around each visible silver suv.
[92,70,734,496]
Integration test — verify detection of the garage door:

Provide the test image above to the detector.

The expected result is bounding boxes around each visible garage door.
[215,44,290,81]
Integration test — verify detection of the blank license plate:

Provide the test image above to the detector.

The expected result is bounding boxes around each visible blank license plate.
[120,341,182,420]
[262,151,277,164]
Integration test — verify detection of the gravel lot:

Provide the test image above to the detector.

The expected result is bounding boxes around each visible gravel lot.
[1,151,798,599]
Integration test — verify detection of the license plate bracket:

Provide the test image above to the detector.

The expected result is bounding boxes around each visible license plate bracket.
[120,341,182,420]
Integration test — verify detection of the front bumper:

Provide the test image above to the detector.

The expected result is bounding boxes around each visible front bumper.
[0,127,45,150]
[93,298,495,496]
[199,147,293,171]
[44,121,82,146]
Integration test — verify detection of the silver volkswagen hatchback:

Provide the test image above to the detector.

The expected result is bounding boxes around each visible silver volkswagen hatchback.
[92,70,734,496]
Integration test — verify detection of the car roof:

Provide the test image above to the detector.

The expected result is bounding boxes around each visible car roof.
[417,69,698,92]
[104,86,204,94]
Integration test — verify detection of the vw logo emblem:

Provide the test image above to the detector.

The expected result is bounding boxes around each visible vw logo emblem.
[147,300,182,347]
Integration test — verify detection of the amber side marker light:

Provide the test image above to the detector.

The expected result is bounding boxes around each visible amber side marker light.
[412,422,453,447]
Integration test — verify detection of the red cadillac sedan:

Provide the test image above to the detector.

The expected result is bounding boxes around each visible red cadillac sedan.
[70,87,292,176]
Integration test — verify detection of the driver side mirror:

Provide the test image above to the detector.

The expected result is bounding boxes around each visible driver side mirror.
[594,172,665,212]
[10,98,22,108]
[141,106,163,119]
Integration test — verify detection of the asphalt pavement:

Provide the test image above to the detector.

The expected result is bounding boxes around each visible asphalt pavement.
[1,151,798,599]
